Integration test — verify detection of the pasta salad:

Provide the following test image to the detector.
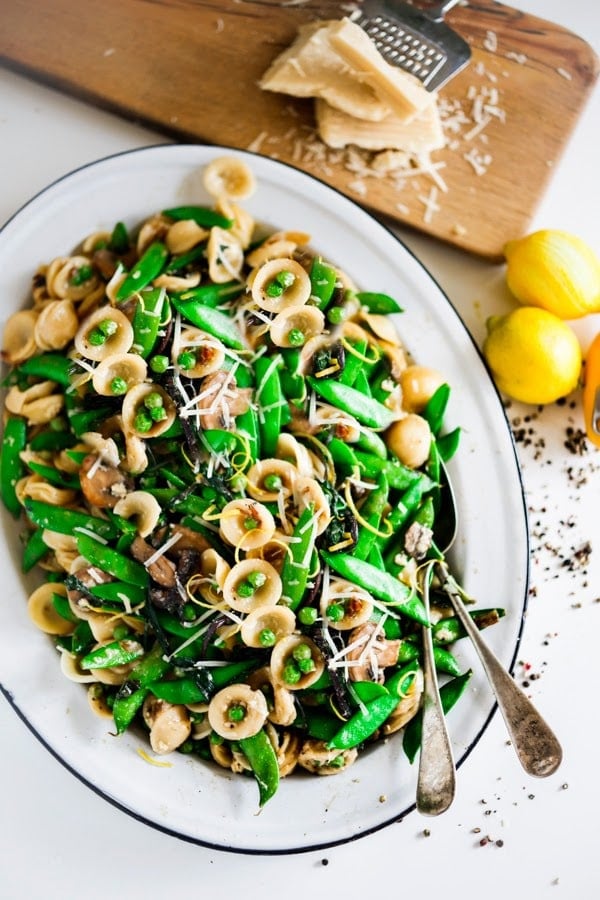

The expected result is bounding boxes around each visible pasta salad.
[0,156,501,807]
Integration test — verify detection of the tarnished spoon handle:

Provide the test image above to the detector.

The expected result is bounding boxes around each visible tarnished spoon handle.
[439,565,563,777]
[417,565,456,815]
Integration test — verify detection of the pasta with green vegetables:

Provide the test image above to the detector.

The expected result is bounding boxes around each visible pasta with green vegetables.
[0,157,501,807]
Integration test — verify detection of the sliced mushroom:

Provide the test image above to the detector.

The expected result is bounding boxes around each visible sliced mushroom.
[79,453,133,509]
[403,521,434,560]
[297,739,358,775]
[222,558,282,613]
[219,498,276,550]
[130,535,176,587]
[207,683,269,740]
[195,370,252,430]
[142,696,192,754]
[345,621,401,684]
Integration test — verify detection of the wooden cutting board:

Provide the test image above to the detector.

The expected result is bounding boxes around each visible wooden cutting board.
[1,0,598,259]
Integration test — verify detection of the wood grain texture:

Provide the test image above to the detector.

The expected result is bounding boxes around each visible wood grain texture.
[1,0,598,258]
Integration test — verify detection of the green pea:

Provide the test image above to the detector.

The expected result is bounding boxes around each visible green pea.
[177,350,196,369]
[236,581,255,598]
[298,607,318,626]
[287,328,305,347]
[149,406,167,423]
[70,263,94,286]
[263,474,282,491]
[282,662,301,685]
[112,623,130,641]
[259,629,276,648]
[110,377,128,395]
[134,410,153,433]
[98,318,118,337]
[246,570,266,589]
[243,517,258,531]
[144,391,164,410]
[149,354,169,374]
[266,281,283,298]
[276,270,295,289]
[292,643,312,661]
[297,657,316,674]
[326,603,345,622]
[228,704,246,722]
[88,328,107,346]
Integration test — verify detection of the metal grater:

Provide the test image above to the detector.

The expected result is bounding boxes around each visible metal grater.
[354,0,471,91]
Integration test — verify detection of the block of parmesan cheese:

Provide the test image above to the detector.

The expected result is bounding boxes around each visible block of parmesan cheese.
[328,18,433,122]
[259,21,391,122]
[315,98,445,153]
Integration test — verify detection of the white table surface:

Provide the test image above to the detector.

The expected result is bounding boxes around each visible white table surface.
[1,2,598,897]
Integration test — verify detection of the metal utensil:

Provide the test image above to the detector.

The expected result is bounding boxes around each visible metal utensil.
[435,460,563,777]
[416,559,456,815]
[354,0,471,90]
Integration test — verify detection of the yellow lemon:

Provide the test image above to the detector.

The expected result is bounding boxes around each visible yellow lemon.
[482,307,582,405]
[503,229,600,319]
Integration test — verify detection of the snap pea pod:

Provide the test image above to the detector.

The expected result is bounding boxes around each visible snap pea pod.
[236,405,260,463]
[1,416,27,516]
[80,638,145,670]
[24,499,120,541]
[281,504,318,610]
[14,352,73,386]
[255,356,284,458]
[109,221,130,254]
[116,241,169,301]
[25,460,80,490]
[71,620,94,655]
[338,339,367,387]
[355,291,403,314]
[309,257,338,309]
[353,472,389,561]
[162,205,232,229]
[52,591,79,623]
[396,639,462,677]
[354,427,387,459]
[173,281,245,309]
[436,427,461,462]
[432,608,505,644]
[422,383,451,436]
[76,533,149,588]
[403,669,473,764]
[22,528,49,573]
[327,438,360,474]
[382,478,429,547]
[303,709,340,742]
[353,450,428,491]
[171,295,244,350]
[327,664,417,750]
[131,288,167,358]
[89,581,147,608]
[239,727,280,808]
[353,367,372,398]
[307,376,395,430]
[165,244,205,273]
[112,644,171,734]
[150,659,259,704]
[68,406,114,438]
[320,550,428,627]
[29,430,74,452]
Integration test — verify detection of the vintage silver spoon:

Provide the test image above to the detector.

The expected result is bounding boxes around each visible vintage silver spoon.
[434,461,563,778]
[416,558,456,815]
